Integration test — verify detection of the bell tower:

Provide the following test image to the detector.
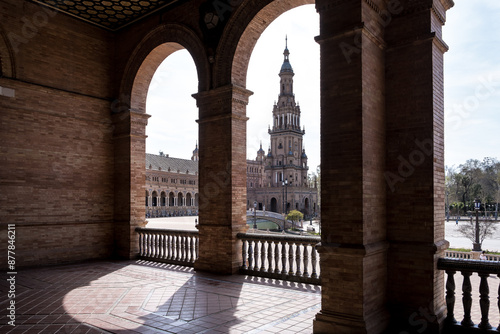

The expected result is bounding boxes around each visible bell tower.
[267,37,308,187]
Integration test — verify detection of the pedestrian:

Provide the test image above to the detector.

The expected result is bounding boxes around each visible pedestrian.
[480,251,487,260]
[456,217,458,225]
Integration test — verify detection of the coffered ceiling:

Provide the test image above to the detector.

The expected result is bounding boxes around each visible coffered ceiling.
[30,0,182,31]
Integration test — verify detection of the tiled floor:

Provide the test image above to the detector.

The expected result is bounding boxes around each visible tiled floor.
[1,260,498,333]
[0,260,321,333]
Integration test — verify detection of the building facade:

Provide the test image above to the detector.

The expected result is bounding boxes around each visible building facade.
[145,147,199,218]
[246,40,318,217]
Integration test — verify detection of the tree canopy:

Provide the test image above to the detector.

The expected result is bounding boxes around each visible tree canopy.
[446,157,500,216]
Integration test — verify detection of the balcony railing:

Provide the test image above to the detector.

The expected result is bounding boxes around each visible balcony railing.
[135,227,321,284]
[136,227,198,266]
[237,232,321,284]
[437,258,500,331]
[445,250,500,261]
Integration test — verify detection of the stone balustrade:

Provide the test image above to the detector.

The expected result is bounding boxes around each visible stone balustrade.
[445,250,500,261]
[438,258,500,331]
[136,227,198,266]
[237,232,321,284]
[135,228,321,286]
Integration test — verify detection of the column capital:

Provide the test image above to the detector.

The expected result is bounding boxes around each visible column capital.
[192,84,253,109]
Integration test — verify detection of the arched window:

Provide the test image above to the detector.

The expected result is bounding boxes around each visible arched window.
[161,191,167,206]
[186,193,192,207]
[152,191,158,207]
[178,192,184,206]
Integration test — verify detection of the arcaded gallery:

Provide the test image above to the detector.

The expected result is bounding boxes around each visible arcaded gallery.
[3,1,498,333]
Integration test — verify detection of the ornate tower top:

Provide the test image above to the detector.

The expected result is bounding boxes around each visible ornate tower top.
[280,36,293,74]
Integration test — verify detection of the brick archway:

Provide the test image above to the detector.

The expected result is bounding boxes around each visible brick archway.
[120,23,210,112]
[215,0,314,88]
[0,26,16,78]
[112,23,208,259]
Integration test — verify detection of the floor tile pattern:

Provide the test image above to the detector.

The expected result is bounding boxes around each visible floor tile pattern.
[0,260,320,333]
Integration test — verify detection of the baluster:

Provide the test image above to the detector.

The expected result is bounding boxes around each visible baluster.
[165,234,171,260]
[497,274,500,330]
[151,233,155,257]
[170,234,175,260]
[138,232,143,256]
[268,241,274,273]
[260,241,267,272]
[311,245,318,279]
[281,241,287,274]
[241,240,248,270]
[189,236,194,263]
[478,273,492,330]
[158,234,162,258]
[194,236,200,261]
[461,271,474,327]
[145,233,151,257]
[444,270,457,324]
[288,242,295,276]
[274,242,280,274]
[162,234,168,259]
[248,240,254,271]
[156,233,161,258]
[180,235,186,262]
[151,233,158,258]
[157,233,162,259]
[295,243,302,277]
[302,244,309,278]
[253,240,259,271]
[175,235,180,261]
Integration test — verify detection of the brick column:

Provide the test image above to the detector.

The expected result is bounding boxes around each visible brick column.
[384,1,453,331]
[193,84,252,274]
[112,109,150,259]
[314,1,389,332]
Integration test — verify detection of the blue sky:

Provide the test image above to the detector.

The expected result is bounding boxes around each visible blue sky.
[146,1,500,174]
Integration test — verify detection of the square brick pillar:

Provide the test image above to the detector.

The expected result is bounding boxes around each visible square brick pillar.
[193,85,252,275]
[384,1,453,331]
[313,1,389,333]
[112,109,150,259]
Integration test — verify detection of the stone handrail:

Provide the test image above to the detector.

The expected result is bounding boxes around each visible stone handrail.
[236,232,321,285]
[437,258,500,331]
[135,227,198,266]
[445,250,473,260]
[246,210,286,221]
[445,250,500,261]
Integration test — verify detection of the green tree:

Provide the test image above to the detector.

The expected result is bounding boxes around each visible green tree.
[286,210,304,231]
[445,158,500,216]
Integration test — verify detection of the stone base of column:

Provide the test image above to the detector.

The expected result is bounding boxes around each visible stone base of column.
[194,224,247,275]
[114,220,142,259]
[313,308,389,334]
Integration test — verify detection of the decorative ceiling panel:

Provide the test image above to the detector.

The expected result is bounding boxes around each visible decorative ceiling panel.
[30,0,181,31]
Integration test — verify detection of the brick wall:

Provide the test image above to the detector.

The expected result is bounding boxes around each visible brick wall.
[0,0,114,267]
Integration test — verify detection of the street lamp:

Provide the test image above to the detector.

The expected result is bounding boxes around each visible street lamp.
[253,201,257,230]
[473,199,481,251]
[282,179,288,231]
